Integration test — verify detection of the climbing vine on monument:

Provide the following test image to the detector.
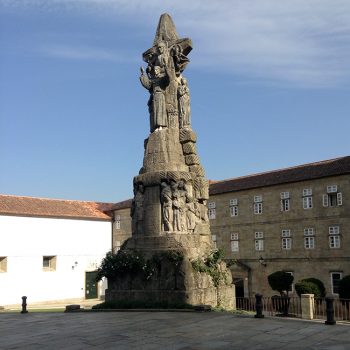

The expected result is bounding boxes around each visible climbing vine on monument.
[191,249,229,287]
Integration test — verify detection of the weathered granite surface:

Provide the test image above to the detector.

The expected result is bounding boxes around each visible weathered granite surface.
[106,13,234,309]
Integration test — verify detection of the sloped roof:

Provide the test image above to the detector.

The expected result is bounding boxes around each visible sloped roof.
[210,156,350,195]
[0,195,114,220]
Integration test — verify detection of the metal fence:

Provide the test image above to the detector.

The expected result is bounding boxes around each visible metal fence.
[314,298,350,321]
[236,296,350,322]
[236,296,301,318]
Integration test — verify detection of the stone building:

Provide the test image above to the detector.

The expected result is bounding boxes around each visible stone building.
[0,195,113,307]
[112,156,350,298]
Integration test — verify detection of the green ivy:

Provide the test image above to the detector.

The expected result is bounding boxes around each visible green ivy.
[191,249,229,287]
[96,249,184,282]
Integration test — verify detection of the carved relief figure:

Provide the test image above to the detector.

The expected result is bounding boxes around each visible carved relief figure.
[171,182,181,231]
[161,181,173,231]
[186,196,197,232]
[177,180,188,231]
[178,77,191,128]
[132,183,145,234]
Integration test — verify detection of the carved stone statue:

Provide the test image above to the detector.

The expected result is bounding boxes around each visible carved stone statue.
[178,77,191,128]
[140,14,192,132]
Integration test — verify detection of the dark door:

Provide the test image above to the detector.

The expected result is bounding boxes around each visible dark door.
[85,271,98,299]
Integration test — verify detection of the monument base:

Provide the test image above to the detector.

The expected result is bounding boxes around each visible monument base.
[106,285,235,310]
[105,235,235,310]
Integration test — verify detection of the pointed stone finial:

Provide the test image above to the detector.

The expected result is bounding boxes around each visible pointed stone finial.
[153,13,179,46]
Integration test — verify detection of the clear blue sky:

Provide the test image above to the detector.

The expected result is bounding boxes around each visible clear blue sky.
[1,1,349,203]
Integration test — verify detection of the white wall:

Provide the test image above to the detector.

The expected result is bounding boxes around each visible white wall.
[0,215,111,306]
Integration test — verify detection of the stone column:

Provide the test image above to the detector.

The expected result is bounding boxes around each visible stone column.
[301,294,314,320]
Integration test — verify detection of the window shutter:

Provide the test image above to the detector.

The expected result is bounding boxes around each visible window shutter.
[337,192,342,206]
[323,194,329,207]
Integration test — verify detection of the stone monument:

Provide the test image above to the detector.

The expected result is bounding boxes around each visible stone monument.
[105,14,234,309]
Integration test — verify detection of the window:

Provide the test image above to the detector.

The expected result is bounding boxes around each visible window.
[208,202,216,219]
[329,226,341,248]
[304,236,315,249]
[254,202,263,214]
[280,192,290,212]
[302,189,313,209]
[255,232,264,251]
[281,230,292,250]
[323,185,342,207]
[281,229,291,237]
[211,235,217,248]
[230,198,238,206]
[0,257,7,272]
[114,241,121,253]
[231,233,239,240]
[229,199,238,217]
[230,233,239,252]
[303,188,312,196]
[285,272,294,293]
[331,272,342,294]
[254,195,262,203]
[253,195,263,214]
[230,206,238,217]
[115,219,121,230]
[304,228,315,249]
[43,256,56,271]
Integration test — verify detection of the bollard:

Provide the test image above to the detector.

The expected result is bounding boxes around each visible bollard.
[325,296,336,325]
[21,296,28,314]
[254,293,264,318]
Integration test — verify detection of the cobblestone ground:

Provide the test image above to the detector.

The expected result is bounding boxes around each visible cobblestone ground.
[0,311,349,350]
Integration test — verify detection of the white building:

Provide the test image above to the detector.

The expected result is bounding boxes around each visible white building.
[0,195,113,307]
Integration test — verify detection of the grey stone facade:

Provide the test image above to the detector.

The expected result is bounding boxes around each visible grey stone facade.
[112,156,350,298]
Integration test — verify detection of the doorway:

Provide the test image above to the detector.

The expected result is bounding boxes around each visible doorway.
[85,271,98,299]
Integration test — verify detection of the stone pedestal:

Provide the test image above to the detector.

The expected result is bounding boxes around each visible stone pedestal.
[301,294,314,320]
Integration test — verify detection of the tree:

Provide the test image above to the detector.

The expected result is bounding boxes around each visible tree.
[295,281,320,297]
[268,271,294,296]
[301,278,326,298]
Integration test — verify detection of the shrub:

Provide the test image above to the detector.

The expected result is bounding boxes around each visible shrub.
[339,275,350,299]
[267,271,294,296]
[301,278,326,298]
[295,281,320,297]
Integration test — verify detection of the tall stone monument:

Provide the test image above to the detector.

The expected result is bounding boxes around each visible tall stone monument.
[105,14,234,309]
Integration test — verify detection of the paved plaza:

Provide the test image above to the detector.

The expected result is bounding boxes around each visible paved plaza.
[0,311,349,349]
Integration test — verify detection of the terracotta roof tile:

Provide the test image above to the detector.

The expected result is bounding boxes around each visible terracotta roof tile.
[209,156,350,195]
[0,195,114,220]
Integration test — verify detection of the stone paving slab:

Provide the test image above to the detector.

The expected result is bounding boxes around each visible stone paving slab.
[0,312,349,350]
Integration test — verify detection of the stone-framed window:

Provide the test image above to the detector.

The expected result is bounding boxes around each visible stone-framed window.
[253,195,263,215]
[304,228,315,249]
[323,185,342,207]
[0,257,7,273]
[43,256,57,271]
[329,226,341,248]
[280,192,290,212]
[330,272,342,294]
[208,202,216,220]
[285,271,294,293]
[302,188,313,209]
[229,198,238,217]
[211,234,217,248]
[114,241,121,253]
[281,230,292,250]
[254,232,264,251]
[115,215,121,230]
[230,233,239,252]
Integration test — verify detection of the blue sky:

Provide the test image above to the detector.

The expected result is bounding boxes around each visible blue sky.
[1,0,349,203]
